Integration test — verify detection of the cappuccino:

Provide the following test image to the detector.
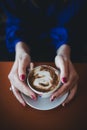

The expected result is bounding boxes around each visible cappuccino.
[27,65,60,98]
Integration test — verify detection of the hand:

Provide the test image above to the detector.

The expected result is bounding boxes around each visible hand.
[50,45,79,106]
[8,42,37,106]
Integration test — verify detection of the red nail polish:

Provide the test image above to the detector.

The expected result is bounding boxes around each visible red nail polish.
[51,98,54,102]
[62,77,67,83]
[31,95,36,100]
[20,74,26,80]
[51,96,56,102]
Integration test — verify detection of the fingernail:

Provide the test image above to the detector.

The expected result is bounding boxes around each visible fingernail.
[20,74,26,81]
[62,77,67,83]
[51,96,56,102]
[31,95,36,100]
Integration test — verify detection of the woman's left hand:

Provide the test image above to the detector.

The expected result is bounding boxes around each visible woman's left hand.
[50,45,79,106]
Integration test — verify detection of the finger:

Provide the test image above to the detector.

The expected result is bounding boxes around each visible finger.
[26,62,34,74]
[18,56,30,81]
[51,59,78,100]
[55,55,68,83]
[50,74,78,102]
[69,61,79,82]
[50,83,66,101]
[62,84,78,106]
[10,75,37,100]
[11,85,26,106]
[30,62,34,71]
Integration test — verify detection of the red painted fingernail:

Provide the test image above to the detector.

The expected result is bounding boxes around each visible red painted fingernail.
[62,77,67,83]
[20,74,26,80]
[31,95,36,100]
[51,96,56,102]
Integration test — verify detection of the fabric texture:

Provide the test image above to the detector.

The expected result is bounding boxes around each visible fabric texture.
[0,0,86,61]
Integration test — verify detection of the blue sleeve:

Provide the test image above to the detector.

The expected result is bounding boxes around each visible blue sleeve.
[49,0,86,50]
[50,27,69,49]
[6,15,28,52]
[1,1,28,53]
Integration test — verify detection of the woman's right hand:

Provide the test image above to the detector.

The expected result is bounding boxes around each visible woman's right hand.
[8,42,37,106]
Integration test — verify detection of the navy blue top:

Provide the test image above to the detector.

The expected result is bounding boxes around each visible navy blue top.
[0,0,86,53]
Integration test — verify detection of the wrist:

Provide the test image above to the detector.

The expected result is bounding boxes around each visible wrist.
[15,41,30,53]
[15,41,30,59]
[56,44,71,59]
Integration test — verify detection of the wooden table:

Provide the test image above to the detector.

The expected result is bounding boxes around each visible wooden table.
[0,62,87,130]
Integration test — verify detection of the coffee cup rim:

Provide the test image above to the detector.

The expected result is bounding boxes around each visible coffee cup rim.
[27,65,60,94]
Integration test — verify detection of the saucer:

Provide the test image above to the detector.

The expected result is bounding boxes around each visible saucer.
[21,92,69,110]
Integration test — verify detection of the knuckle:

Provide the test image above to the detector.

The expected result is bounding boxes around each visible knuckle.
[73,72,79,81]
[8,73,11,80]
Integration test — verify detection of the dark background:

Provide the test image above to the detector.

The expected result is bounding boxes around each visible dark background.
[0,8,15,61]
[0,6,87,62]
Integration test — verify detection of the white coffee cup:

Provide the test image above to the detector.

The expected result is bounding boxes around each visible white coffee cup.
[27,65,61,98]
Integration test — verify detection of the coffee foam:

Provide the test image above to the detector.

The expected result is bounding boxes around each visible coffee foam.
[28,65,59,92]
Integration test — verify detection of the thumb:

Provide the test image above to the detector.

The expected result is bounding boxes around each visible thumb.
[55,55,68,83]
[18,59,30,81]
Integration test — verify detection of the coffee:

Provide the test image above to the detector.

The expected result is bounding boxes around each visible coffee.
[27,65,60,97]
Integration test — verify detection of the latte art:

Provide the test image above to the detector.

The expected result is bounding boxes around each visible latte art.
[28,65,59,92]
[33,70,53,91]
